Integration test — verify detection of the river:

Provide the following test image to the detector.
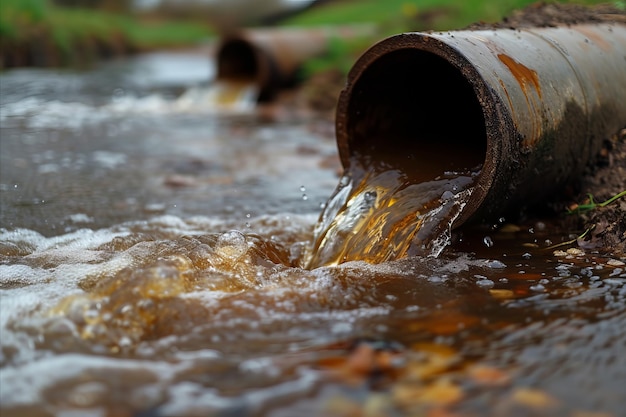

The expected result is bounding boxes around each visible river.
[1,51,625,417]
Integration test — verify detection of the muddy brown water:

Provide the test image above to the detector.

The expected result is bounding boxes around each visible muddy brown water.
[1,52,625,417]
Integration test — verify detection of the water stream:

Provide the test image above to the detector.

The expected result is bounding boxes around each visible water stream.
[304,161,478,268]
[1,51,625,417]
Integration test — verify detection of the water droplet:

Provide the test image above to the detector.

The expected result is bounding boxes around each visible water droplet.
[339,175,350,186]
[499,277,509,283]
[528,227,535,234]
[302,194,308,201]
[530,283,546,292]
[120,304,133,315]
[118,336,132,348]
[522,252,532,260]
[483,236,494,248]
[476,279,495,289]
[319,202,327,210]
[300,185,306,192]
[364,191,377,203]
[499,217,506,223]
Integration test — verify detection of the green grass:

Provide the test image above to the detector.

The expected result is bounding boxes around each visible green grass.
[284,0,621,31]
[0,0,213,67]
[0,0,49,40]
[2,0,622,69]
[285,0,623,77]
[568,191,626,215]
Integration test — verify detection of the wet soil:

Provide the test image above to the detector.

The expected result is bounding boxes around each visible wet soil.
[572,129,626,257]
[467,2,626,29]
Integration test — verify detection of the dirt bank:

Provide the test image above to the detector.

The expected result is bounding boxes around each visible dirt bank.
[571,129,626,256]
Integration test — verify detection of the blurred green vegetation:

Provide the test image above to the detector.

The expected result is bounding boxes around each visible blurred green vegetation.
[289,0,624,77]
[0,0,212,68]
[285,0,620,30]
[1,0,623,70]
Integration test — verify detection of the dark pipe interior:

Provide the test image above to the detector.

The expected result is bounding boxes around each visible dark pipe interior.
[217,39,258,81]
[347,49,487,183]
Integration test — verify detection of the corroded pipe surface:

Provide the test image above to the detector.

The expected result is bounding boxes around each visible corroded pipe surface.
[335,23,626,226]
[216,26,371,101]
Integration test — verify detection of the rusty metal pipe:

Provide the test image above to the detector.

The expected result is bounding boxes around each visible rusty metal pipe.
[335,23,626,227]
[216,26,372,102]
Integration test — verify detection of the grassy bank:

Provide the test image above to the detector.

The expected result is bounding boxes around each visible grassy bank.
[285,0,621,31]
[0,0,213,69]
[284,0,624,77]
[2,0,622,70]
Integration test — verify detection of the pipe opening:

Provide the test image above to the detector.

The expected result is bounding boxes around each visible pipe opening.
[216,39,259,82]
[346,49,487,183]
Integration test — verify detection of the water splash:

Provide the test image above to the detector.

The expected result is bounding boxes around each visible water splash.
[0,81,258,130]
[109,81,259,114]
[304,164,477,268]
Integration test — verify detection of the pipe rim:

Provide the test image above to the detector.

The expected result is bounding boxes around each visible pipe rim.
[335,32,511,228]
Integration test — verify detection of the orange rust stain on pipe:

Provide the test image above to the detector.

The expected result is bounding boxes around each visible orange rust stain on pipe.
[497,54,542,99]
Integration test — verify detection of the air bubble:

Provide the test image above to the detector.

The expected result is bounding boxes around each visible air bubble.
[216,230,248,261]
[487,260,506,269]
[483,236,494,248]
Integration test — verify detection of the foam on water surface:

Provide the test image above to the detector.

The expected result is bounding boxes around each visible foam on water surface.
[2,213,626,416]
[0,214,422,414]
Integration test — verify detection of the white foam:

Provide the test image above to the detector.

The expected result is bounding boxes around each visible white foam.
[1,83,258,130]
[0,353,174,407]
[92,151,127,169]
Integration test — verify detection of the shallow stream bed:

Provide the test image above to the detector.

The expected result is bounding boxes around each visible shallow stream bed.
[1,52,625,417]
